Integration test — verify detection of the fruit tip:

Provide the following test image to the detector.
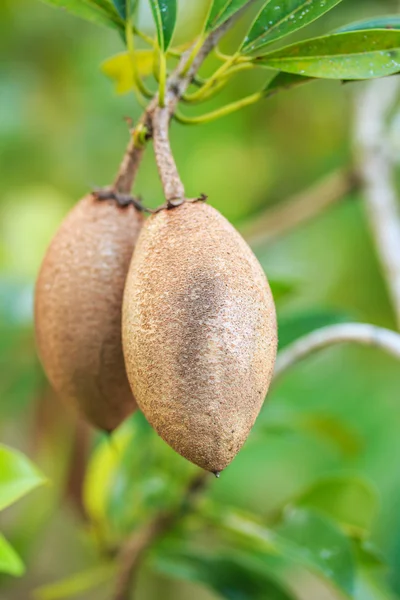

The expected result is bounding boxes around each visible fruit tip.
[213,471,221,479]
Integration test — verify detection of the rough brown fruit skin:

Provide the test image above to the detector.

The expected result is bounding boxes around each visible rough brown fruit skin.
[122,202,277,472]
[35,194,143,431]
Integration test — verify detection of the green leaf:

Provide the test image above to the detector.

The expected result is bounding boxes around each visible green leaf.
[206,506,355,597]
[111,0,135,20]
[268,278,296,302]
[149,0,177,51]
[264,71,315,96]
[155,549,296,600]
[336,16,400,34]
[242,0,343,53]
[0,444,46,512]
[354,539,386,568]
[0,533,24,576]
[278,309,350,350]
[277,508,355,596]
[292,476,379,538]
[39,0,124,32]
[33,564,115,600]
[206,0,250,33]
[102,50,155,94]
[83,429,131,529]
[259,407,362,457]
[256,30,400,80]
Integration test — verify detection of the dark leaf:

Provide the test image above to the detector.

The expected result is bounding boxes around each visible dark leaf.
[264,71,315,96]
[206,0,250,33]
[354,539,386,568]
[149,0,177,51]
[256,30,400,80]
[155,548,296,600]
[276,508,355,596]
[242,0,343,53]
[336,16,400,34]
[111,0,137,20]
[205,506,355,597]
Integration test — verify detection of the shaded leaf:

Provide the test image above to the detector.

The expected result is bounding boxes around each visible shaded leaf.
[0,444,46,512]
[155,548,296,600]
[277,508,355,596]
[299,414,362,457]
[33,564,115,600]
[256,30,400,80]
[278,309,350,350]
[291,476,379,538]
[206,0,250,33]
[111,0,137,20]
[149,0,177,51]
[39,0,124,32]
[337,16,400,34]
[293,477,378,538]
[268,278,296,301]
[354,539,386,568]
[101,50,155,94]
[259,406,362,457]
[206,506,355,597]
[242,0,343,53]
[0,533,24,577]
[264,71,315,96]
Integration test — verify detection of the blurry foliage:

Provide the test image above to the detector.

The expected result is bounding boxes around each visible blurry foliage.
[0,445,45,577]
[2,0,400,599]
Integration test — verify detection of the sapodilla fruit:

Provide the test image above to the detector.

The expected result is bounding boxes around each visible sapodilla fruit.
[35,194,143,431]
[122,201,277,473]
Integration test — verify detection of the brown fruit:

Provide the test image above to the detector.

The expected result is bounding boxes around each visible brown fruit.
[122,201,277,472]
[35,194,143,431]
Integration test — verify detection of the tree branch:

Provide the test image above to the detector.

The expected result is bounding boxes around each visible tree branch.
[241,168,359,247]
[355,78,400,328]
[114,2,257,205]
[273,323,400,382]
[112,138,146,195]
[113,471,210,600]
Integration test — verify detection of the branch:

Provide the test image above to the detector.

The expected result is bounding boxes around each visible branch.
[355,78,400,328]
[241,167,358,247]
[115,3,257,205]
[273,323,400,382]
[112,138,146,195]
[113,471,210,600]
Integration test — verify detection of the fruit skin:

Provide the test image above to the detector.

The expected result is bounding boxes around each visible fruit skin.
[122,201,277,472]
[35,194,143,431]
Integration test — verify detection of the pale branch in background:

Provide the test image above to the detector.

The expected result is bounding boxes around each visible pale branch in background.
[241,168,359,247]
[273,323,400,382]
[355,77,400,329]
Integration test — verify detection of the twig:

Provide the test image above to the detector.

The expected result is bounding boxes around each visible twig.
[242,168,359,247]
[113,471,210,600]
[355,78,400,328]
[112,138,146,195]
[113,2,257,206]
[273,323,400,382]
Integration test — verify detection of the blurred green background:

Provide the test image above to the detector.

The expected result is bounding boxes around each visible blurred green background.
[2,0,400,598]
